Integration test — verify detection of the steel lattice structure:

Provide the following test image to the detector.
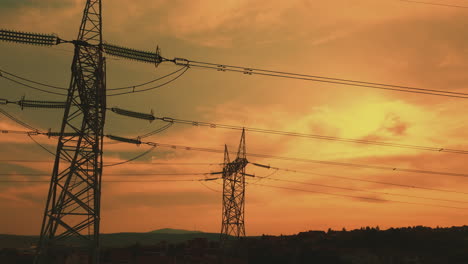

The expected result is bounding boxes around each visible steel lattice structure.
[34,1,106,263]
[220,129,248,243]
[1,1,165,261]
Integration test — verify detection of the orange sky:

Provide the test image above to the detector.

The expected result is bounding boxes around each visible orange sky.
[1,0,468,236]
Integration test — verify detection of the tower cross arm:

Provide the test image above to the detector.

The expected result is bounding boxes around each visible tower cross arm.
[102,42,166,66]
[0,29,63,46]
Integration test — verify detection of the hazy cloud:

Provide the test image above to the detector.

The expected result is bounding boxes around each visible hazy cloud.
[1,0,468,236]
[0,0,74,9]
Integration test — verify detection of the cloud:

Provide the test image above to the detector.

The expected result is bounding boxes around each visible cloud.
[0,0,74,9]
[0,182,48,206]
[381,113,408,136]
[360,113,409,142]
[104,190,218,210]
[351,194,389,204]
[1,0,468,236]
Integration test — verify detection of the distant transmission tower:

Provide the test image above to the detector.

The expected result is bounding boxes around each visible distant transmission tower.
[34,1,105,263]
[220,129,248,243]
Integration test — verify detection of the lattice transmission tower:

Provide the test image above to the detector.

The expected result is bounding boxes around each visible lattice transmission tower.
[33,1,105,263]
[1,0,168,261]
[220,129,248,243]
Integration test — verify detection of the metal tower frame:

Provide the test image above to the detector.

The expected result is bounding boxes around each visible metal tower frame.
[1,1,165,262]
[220,129,248,243]
[35,1,105,263]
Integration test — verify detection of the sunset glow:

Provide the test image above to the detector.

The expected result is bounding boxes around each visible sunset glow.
[1,0,468,238]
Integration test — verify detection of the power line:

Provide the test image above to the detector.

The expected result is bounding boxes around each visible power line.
[103,146,156,167]
[136,139,468,179]
[8,52,461,99]
[139,123,173,138]
[4,130,468,179]
[249,183,468,210]
[4,173,464,210]
[247,151,468,178]
[0,109,41,131]
[0,66,188,94]
[250,169,279,184]
[0,129,199,167]
[0,172,210,176]
[0,159,221,166]
[188,60,468,96]
[6,98,467,155]
[151,116,468,154]
[400,0,468,8]
[0,178,221,183]
[0,73,67,96]
[199,180,222,193]
[105,135,468,179]
[27,133,57,158]
[0,68,67,90]
[253,175,468,204]
[5,130,468,181]
[250,162,468,195]
[106,66,189,96]
[107,66,188,91]
[168,58,468,99]
[1,127,69,163]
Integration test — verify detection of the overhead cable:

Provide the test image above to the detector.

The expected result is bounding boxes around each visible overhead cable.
[107,66,187,91]
[139,122,173,138]
[249,183,468,210]
[253,175,468,204]
[0,159,221,166]
[7,131,468,180]
[103,145,156,167]
[5,99,466,155]
[13,96,468,156]
[167,58,468,99]
[106,135,468,179]
[250,162,468,195]
[152,115,468,155]
[106,66,189,96]
[0,178,221,183]
[0,68,66,90]
[0,108,40,131]
[0,67,186,93]
[400,0,468,8]
[199,180,222,193]
[0,172,211,176]
[27,133,56,157]
[0,73,66,96]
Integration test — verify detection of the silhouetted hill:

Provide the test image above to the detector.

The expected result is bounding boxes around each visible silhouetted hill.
[100,231,219,248]
[0,234,38,249]
[0,231,219,249]
[236,225,468,263]
[149,228,203,234]
[3,226,468,264]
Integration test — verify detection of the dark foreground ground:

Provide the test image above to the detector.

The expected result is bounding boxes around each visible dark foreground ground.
[2,225,468,264]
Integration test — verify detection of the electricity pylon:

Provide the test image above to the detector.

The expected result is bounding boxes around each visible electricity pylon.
[220,129,248,243]
[33,1,105,263]
[1,1,166,262]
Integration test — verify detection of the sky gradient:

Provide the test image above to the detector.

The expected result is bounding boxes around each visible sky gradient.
[1,0,468,236]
